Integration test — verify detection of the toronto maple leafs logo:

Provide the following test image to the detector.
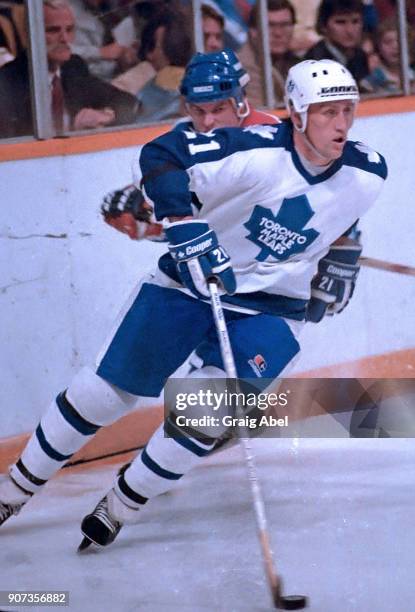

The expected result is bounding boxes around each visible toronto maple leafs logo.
[244,196,319,261]
[243,125,279,140]
[355,142,381,164]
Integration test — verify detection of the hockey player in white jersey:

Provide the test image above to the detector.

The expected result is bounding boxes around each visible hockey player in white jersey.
[0,60,387,551]
[98,50,281,458]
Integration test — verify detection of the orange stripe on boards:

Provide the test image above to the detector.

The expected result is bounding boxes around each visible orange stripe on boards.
[355,94,415,117]
[1,95,414,163]
[296,347,415,378]
[0,405,163,474]
[0,123,171,162]
[287,348,415,423]
[1,348,414,473]
[72,404,164,464]
[0,433,30,474]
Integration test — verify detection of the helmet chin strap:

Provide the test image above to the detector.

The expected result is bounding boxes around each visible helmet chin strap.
[293,112,332,164]
[301,130,331,163]
[233,97,250,122]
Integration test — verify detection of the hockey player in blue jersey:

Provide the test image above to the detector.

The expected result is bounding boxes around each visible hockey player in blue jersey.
[100,48,279,242]
[0,60,387,551]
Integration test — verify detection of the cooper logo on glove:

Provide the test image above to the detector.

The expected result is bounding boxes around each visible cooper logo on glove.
[166,220,236,299]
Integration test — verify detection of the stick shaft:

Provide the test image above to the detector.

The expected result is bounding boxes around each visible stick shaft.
[359,256,415,277]
[208,280,282,606]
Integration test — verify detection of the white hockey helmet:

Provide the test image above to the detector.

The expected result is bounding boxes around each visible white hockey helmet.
[285,59,359,132]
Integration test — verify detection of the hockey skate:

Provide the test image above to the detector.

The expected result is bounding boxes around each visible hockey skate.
[78,494,122,551]
[0,499,25,526]
[78,487,139,552]
[0,475,31,526]
[210,431,235,454]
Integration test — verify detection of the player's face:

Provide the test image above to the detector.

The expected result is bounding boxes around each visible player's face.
[297,100,355,164]
[324,12,363,50]
[44,5,75,68]
[203,16,224,52]
[186,99,240,132]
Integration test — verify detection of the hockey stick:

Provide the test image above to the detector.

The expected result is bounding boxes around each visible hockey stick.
[208,279,307,610]
[359,256,415,277]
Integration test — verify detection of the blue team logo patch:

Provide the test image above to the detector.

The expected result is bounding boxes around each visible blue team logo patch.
[244,196,319,261]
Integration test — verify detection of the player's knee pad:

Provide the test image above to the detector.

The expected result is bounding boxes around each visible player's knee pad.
[166,366,231,439]
[66,367,138,426]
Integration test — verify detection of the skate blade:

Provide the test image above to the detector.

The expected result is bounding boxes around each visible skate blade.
[77,536,95,553]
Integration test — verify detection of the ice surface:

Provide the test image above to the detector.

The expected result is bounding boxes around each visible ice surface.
[1,432,414,611]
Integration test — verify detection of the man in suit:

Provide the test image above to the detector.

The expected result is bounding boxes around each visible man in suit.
[0,0,138,139]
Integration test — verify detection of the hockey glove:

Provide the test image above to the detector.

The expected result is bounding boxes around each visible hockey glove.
[166,220,236,299]
[101,185,164,241]
[306,239,362,323]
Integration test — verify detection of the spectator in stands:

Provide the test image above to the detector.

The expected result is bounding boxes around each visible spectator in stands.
[0,2,26,56]
[375,0,396,22]
[112,4,223,96]
[0,2,27,67]
[0,0,138,139]
[133,10,194,123]
[376,0,415,31]
[203,0,251,49]
[361,0,378,33]
[70,0,137,80]
[238,0,299,106]
[305,0,369,83]
[290,0,321,56]
[361,31,379,72]
[0,17,15,67]
[202,3,225,52]
[360,17,415,94]
[233,0,255,26]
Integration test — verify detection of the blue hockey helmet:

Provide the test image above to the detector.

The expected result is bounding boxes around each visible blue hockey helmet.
[180,48,250,107]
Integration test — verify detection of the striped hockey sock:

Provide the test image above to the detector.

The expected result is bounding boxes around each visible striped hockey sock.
[10,391,101,494]
[114,418,217,508]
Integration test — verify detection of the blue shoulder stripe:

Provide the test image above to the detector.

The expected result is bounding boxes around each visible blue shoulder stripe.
[140,122,290,219]
[172,119,193,132]
[342,141,388,180]
[143,121,290,173]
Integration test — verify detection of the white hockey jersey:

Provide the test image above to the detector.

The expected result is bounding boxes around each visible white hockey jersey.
[139,121,387,319]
